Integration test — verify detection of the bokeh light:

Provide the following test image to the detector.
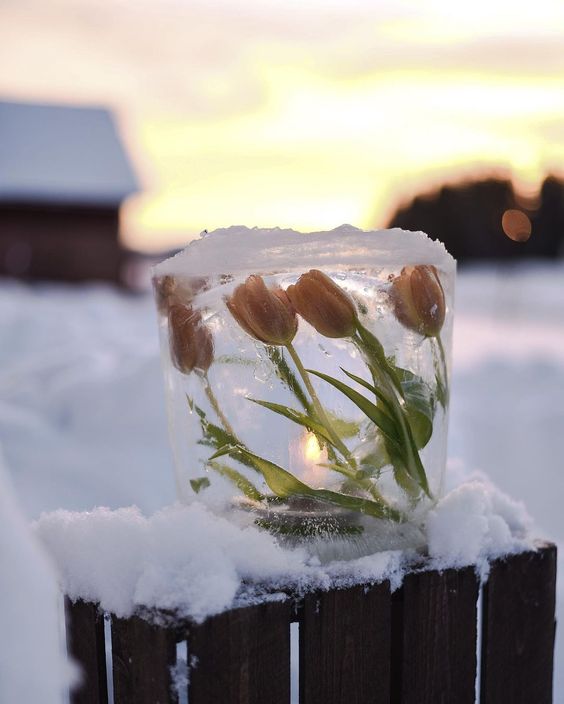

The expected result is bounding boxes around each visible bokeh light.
[502,209,533,242]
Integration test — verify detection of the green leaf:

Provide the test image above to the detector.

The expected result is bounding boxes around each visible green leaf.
[248,398,336,447]
[326,412,361,439]
[266,346,311,412]
[311,487,402,521]
[395,367,435,449]
[306,369,401,448]
[347,334,433,499]
[340,368,395,416]
[355,428,392,474]
[435,372,448,410]
[355,323,405,398]
[208,461,264,502]
[341,364,431,497]
[211,445,312,497]
[214,355,256,366]
[190,477,210,494]
[216,446,402,521]
[197,418,255,466]
[188,398,259,473]
[208,444,236,461]
[433,335,450,409]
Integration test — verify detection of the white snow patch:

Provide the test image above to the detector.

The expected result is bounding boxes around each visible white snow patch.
[36,502,306,622]
[0,450,70,703]
[427,479,533,573]
[35,479,534,623]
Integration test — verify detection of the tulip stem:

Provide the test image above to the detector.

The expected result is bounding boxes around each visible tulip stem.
[285,343,353,462]
[203,374,237,438]
[285,345,395,506]
[435,335,449,403]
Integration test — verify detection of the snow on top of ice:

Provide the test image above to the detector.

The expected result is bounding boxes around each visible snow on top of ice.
[34,478,534,624]
[153,225,456,278]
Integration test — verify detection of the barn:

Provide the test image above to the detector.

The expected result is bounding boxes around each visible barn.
[0,100,139,283]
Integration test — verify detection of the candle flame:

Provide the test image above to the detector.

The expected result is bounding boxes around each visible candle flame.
[303,433,323,464]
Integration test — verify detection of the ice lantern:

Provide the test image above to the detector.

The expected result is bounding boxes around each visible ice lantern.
[153,226,456,555]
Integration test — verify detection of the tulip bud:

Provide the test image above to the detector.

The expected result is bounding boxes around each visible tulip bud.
[389,265,445,337]
[168,304,214,374]
[286,269,357,338]
[153,275,177,314]
[153,275,208,315]
[226,275,298,346]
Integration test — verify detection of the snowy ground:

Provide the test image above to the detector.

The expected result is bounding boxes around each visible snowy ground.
[1,262,563,700]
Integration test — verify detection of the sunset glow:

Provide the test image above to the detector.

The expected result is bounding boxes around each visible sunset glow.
[1,0,563,250]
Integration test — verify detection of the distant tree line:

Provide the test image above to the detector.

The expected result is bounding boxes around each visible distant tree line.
[387,176,564,263]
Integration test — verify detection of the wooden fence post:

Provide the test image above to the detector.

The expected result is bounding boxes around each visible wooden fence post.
[111,613,177,704]
[188,599,291,704]
[481,543,557,704]
[65,598,108,704]
[299,583,391,704]
[392,566,479,704]
[63,545,557,704]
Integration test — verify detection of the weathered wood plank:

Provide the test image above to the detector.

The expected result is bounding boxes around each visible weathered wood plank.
[65,598,108,704]
[188,599,291,704]
[111,614,177,704]
[481,543,557,704]
[392,566,479,704]
[300,583,391,704]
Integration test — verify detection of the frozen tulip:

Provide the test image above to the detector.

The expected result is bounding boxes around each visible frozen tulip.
[226,275,298,346]
[390,265,445,337]
[153,275,177,314]
[286,269,357,338]
[153,275,207,314]
[168,304,214,374]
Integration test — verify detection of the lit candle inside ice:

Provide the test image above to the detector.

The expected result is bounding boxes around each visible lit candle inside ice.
[289,431,328,487]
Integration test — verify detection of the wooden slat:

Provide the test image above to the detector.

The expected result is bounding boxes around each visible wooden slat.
[299,583,391,704]
[393,566,479,704]
[188,599,291,704]
[111,613,177,704]
[65,598,108,704]
[480,543,557,704]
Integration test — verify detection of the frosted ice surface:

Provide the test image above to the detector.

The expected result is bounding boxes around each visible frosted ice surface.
[153,225,456,278]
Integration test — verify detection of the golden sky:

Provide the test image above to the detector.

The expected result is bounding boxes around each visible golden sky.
[1,0,564,251]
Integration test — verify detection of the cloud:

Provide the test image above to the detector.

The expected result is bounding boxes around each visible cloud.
[326,34,564,80]
[1,0,563,121]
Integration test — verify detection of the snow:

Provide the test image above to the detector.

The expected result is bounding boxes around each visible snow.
[36,503,306,623]
[427,479,533,571]
[153,225,457,278]
[1,260,564,698]
[0,449,70,704]
[35,475,533,623]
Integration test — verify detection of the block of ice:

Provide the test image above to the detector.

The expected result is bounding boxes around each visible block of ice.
[153,225,456,554]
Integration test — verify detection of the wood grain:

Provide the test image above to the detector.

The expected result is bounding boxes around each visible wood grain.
[111,613,177,704]
[188,600,291,704]
[392,567,479,704]
[481,543,557,704]
[299,583,391,704]
[65,598,108,704]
